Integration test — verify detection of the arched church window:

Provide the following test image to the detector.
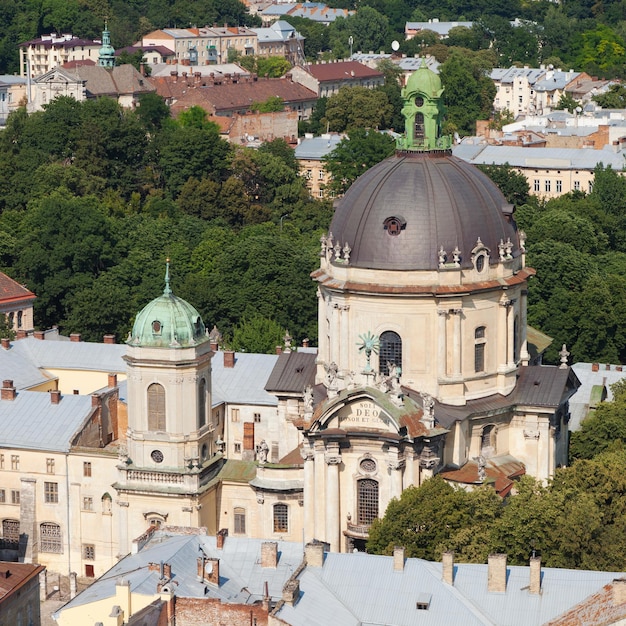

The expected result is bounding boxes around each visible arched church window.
[357,479,378,525]
[414,112,425,142]
[147,383,166,431]
[475,327,486,373]
[480,424,496,458]
[7,312,14,329]
[198,378,207,428]
[379,331,402,376]
[273,503,288,533]
[17,311,22,329]
[101,493,112,515]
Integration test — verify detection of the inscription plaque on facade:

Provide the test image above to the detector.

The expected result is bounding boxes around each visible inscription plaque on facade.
[330,401,395,432]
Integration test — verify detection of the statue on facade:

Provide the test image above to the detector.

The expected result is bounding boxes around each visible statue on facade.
[303,385,314,415]
[257,440,269,464]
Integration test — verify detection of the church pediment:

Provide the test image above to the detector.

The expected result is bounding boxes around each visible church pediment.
[328,398,397,433]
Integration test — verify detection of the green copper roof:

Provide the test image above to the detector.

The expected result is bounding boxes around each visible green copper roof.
[128,263,208,348]
[98,22,115,68]
[396,59,452,152]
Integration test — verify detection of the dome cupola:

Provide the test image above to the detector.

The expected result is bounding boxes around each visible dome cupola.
[128,262,207,348]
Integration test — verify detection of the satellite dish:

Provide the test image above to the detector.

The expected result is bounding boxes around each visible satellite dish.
[391,40,400,52]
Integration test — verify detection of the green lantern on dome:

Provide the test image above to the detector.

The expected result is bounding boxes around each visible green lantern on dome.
[396,59,452,152]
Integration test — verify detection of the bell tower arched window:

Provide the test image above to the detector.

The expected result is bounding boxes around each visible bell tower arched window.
[481,424,496,458]
[379,331,402,376]
[198,378,207,428]
[414,112,425,142]
[147,383,166,431]
[474,327,486,373]
[357,479,379,525]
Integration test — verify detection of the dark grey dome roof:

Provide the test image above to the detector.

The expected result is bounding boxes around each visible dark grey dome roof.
[330,152,519,271]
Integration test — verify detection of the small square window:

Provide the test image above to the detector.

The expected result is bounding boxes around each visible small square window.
[83,462,92,477]
[231,408,240,422]
[83,497,93,511]
[11,455,19,470]
[46,458,55,474]
[234,443,242,454]
[44,482,58,504]
[0,489,4,502]
[254,413,261,423]
[83,544,95,560]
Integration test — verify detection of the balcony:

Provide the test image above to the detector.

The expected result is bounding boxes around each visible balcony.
[345,521,371,538]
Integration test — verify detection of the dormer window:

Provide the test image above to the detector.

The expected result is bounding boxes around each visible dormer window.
[152,320,162,334]
[383,216,406,236]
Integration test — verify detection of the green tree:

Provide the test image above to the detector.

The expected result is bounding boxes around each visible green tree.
[555,92,580,112]
[576,25,626,77]
[250,96,285,113]
[322,128,395,195]
[229,314,286,353]
[116,48,151,75]
[593,84,626,108]
[477,163,530,206]
[136,93,170,130]
[257,56,291,78]
[325,86,394,132]
[327,7,390,59]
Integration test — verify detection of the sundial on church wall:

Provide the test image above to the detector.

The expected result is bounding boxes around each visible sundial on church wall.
[326,400,397,433]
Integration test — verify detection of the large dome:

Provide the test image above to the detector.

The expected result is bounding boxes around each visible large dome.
[128,266,207,348]
[329,151,518,271]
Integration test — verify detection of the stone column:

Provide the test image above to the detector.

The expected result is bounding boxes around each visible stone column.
[387,458,404,500]
[339,305,349,369]
[302,448,316,543]
[451,309,463,377]
[437,310,448,379]
[117,500,130,556]
[331,303,341,365]
[325,445,341,553]
[520,290,530,365]
[313,441,326,541]
[19,477,37,564]
[506,299,515,366]
[317,288,328,365]
[403,450,415,490]
[498,295,511,370]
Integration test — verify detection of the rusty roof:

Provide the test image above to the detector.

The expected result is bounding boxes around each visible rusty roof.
[152,75,317,114]
[303,61,383,82]
[440,454,525,496]
[0,272,35,305]
[279,444,304,465]
[265,351,317,394]
[0,562,45,604]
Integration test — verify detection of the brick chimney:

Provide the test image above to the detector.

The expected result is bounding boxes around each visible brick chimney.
[302,338,309,348]
[108,373,117,388]
[529,556,541,594]
[1,380,16,401]
[104,334,116,344]
[488,554,507,593]
[613,579,626,605]
[50,390,61,404]
[216,528,228,549]
[16,330,26,340]
[210,340,219,352]
[261,542,278,568]
[223,350,235,368]
[200,557,219,586]
[592,363,599,372]
[70,333,81,342]
[33,331,44,340]
[393,546,405,571]
[92,395,101,408]
[0,338,9,350]
[282,579,300,605]
[442,551,454,585]
[276,346,282,355]
[305,541,324,567]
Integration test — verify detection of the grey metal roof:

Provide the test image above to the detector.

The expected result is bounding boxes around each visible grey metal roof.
[452,143,626,170]
[0,343,53,390]
[212,351,278,407]
[295,134,343,160]
[54,531,305,617]
[569,362,626,431]
[406,21,474,36]
[331,152,519,271]
[276,552,622,626]
[489,66,546,85]
[265,351,317,394]
[253,21,304,43]
[534,71,580,91]
[10,337,126,373]
[396,56,440,73]
[0,390,93,452]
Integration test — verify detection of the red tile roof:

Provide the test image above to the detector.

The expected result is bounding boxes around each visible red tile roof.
[303,61,383,82]
[0,273,35,305]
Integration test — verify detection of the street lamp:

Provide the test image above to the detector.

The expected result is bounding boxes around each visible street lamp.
[280,214,289,230]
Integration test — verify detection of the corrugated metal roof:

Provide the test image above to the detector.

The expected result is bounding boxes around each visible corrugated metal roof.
[212,351,279,406]
[0,343,52,390]
[265,351,317,394]
[276,553,622,626]
[0,390,93,452]
[54,532,306,617]
[295,134,344,160]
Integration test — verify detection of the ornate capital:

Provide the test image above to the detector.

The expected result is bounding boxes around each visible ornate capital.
[387,459,405,471]
[300,446,314,462]
[523,429,540,440]
[325,454,342,466]
[256,492,265,504]
[117,501,130,508]
[437,309,448,317]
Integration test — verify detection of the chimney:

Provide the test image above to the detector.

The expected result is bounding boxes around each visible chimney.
[393,546,405,571]
[488,554,507,593]
[16,330,26,340]
[73,389,79,395]
[1,338,10,350]
[305,541,324,567]
[442,551,454,585]
[210,341,219,351]
[34,331,45,340]
[163,563,172,579]
[108,373,117,388]
[302,338,309,348]
[261,542,278,568]
[618,366,623,372]
[70,333,81,342]
[92,395,101,408]
[613,578,626,605]
[104,334,116,344]
[606,363,611,371]
[282,579,300,606]
[50,390,61,404]
[223,350,235,368]
[216,528,228,549]
[592,363,599,372]
[201,558,219,585]
[1,380,16,401]
[276,346,282,355]
[529,556,541,594]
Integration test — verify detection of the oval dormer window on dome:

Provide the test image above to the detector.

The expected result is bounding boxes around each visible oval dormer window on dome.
[475,253,486,273]
[415,96,424,107]
[152,320,162,335]
[383,216,406,236]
